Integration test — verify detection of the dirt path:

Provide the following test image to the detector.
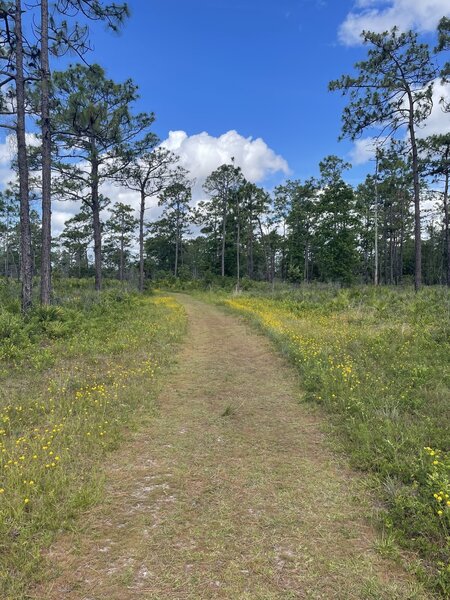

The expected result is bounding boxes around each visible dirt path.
[34,296,427,600]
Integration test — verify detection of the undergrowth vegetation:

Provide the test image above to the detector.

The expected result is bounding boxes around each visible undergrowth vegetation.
[199,285,450,596]
[0,279,186,599]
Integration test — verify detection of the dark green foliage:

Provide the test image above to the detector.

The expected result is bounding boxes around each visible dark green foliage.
[104,202,138,280]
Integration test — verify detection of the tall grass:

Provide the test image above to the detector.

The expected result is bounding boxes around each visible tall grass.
[0,281,186,599]
[203,285,450,596]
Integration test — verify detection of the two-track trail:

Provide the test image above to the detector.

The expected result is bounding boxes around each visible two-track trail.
[33,295,427,599]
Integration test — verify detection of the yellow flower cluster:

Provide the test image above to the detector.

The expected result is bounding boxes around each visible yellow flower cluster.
[0,295,185,517]
[207,289,450,590]
[424,447,450,518]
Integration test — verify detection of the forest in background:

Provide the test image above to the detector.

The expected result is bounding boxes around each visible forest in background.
[0,5,449,309]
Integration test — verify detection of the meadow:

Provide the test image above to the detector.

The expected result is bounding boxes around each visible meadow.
[195,284,450,595]
[1,277,449,597]
[0,278,186,599]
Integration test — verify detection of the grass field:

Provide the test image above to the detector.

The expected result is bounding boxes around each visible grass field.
[0,280,186,599]
[1,278,449,597]
[197,285,450,595]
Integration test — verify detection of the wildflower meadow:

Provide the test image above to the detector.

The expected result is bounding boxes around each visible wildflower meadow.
[0,283,186,598]
[200,285,450,595]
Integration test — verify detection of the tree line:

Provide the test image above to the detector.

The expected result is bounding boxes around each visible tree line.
[0,4,449,311]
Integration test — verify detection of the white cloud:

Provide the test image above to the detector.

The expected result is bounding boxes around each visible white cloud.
[162,129,290,184]
[339,0,449,46]
[50,129,290,236]
[0,123,291,242]
[0,133,40,187]
[349,137,378,165]
[348,79,450,165]
[415,79,450,138]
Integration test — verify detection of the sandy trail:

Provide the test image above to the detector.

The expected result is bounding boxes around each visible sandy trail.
[33,295,427,599]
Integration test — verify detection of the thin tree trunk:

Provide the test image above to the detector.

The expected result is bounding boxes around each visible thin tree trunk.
[119,231,124,281]
[4,208,10,278]
[236,193,240,290]
[270,250,275,289]
[282,221,287,281]
[408,103,422,291]
[304,238,309,282]
[392,232,397,284]
[15,0,33,312]
[90,150,102,292]
[399,193,405,284]
[383,203,388,285]
[40,0,52,305]
[443,168,450,286]
[139,189,145,291]
[221,203,227,277]
[174,235,179,277]
[247,216,254,279]
[236,219,240,289]
[389,201,394,284]
[374,150,379,286]
[257,217,270,282]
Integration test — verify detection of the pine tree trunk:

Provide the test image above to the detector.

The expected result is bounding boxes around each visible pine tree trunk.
[389,201,394,284]
[247,217,254,279]
[257,218,270,282]
[383,203,388,285]
[139,189,145,291]
[15,0,33,312]
[236,193,240,290]
[119,232,124,281]
[304,238,309,282]
[408,101,422,291]
[90,150,102,292]
[174,235,179,277]
[221,204,227,277]
[236,219,240,290]
[374,151,379,286]
[399,194,405,285]
[443,168,450,286]
[40,0,52,305]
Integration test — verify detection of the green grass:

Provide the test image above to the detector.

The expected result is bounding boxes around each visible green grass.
[196,284,450,596]
[0,282,186,599]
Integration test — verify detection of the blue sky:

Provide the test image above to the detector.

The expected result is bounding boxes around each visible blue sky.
[2,0,448,233]
[88,0,360,182]
[80,0,448,190]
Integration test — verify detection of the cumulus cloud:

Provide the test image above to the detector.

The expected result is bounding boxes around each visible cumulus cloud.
[0,133,40,187]
[162,129,290,184]
[415,79,450,139]
[159,130,290,219]
[349,137,378,165]
[51,129,289,236]
[339,0,449,46]
[0,128,289,237]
